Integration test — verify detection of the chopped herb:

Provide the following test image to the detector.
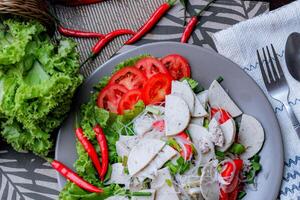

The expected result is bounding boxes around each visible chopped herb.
[217,76,224,83]
[180,77,204,94]
[128,191,152,197]
[145,106,161,115]
[122,156,128,167]
[165,157,191,175]
[229,143,246,155]
[165,179,173,187]
[252,162,261,171]
[124,167,129,175]
[203,118,209,128]
[103,164,113,183]
[197,167,203,176]
[217,165,222,172]
[142,178,152,189]
[245,154,262,184]
[238,191,247,199]
[215,150,225,159]
[167,138,182,152]
[117,156,123,163]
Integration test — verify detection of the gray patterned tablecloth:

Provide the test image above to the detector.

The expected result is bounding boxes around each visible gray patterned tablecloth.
[0,1,268,199]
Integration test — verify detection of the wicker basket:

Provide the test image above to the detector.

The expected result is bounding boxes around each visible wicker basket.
[0,0,55,33]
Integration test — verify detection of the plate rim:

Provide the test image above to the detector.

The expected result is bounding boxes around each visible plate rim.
[55,41,284,198]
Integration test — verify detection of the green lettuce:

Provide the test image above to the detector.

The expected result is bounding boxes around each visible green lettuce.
[0,18,83,156]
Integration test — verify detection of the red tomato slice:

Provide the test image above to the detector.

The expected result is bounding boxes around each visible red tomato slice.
[211,108,232,124]
[109,67,146,90]
[152,120,165,132]
[97,84,128,113]
[117,89,142,114]
[161,54,191,80]
[135,57,169,79]
[177,132,193,161]
[142,73,172,105]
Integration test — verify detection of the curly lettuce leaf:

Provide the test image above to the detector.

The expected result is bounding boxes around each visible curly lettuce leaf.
[0,19,83,156]
[0,19,45,66]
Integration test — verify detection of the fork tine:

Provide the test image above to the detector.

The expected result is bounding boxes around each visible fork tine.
[262,47,273,83]
[257,49,270,84]
[266,46,277,80]
[271,44,284,79]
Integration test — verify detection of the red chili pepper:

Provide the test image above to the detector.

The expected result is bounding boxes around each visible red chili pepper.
[125,0,176,45]
[93,124,109,181]
[180,16,198,43]
[80,29,135,67]
[92,29,135,55]
[180,0,215,43]
[75,128,102,179]
[58,26,104,38]
[50,159,103,193]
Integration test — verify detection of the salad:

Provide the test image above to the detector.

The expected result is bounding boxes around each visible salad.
[59,54,264,200]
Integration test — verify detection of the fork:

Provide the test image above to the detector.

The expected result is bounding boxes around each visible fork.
[257,44,300,138]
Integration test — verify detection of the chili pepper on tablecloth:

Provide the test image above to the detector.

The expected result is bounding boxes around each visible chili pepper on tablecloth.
[58,25,104,38]
[125,0,177,45]
[93,124,109,181]
[180,0,215,43]
[80,29,135,66]
[75,127,103,179]
[48,159,103,193]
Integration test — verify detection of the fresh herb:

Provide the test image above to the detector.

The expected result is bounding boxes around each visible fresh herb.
[167,138,182,152]
[245,154,262,184]
[165,179,173,187]
[228,143,246,155]
[180,77,204,94]
[215,150,225,159]
[145,105,161,115]
[142,178,152,189]
[217,76,224,83]
[238,191,247,199]
[122,156,128,167]
[203,118,209,128]
[197,167,202,176]
[165,157,191,175]
[103,165,113,183]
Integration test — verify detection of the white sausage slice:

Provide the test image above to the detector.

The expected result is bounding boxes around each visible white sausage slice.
[128,139,165,176]
[165,94,190,136]
[171,80,195,114]
[238,114,265,159]
[208,80,242,117]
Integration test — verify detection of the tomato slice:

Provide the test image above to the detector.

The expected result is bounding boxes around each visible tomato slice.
[109,67,146,90]
[161,54,191,80]
[97,84,128,113]
[117,89,142,114]
[142,73,172,105]
[211,108,231,124]
[135,57,169,79]
[177,132,193,160]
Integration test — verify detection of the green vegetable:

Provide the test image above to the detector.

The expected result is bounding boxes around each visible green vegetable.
[228,143,246,155]
[180,77,204,94]
[60,56,147,199]
[167,138,181,152]
[217,76,224,83]
[203,118,209,128]
[165,157,191,175]
[145,105,161,115]
[215,150,225,159]
[165,179,173,187]
[238,191,247,199]
[245,154,262,184]
[0,18,83,156]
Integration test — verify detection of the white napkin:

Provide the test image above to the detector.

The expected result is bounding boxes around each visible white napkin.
[212,1,300,199]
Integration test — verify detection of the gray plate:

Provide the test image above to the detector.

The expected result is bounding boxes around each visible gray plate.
[55,42,283,200]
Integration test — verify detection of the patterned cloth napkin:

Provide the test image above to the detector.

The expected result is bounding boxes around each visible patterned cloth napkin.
[212,1,300,199]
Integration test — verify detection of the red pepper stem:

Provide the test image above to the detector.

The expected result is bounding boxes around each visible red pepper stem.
[195,0,216,18]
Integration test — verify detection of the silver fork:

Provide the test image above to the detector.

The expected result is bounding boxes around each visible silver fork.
[257,44,300,138]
